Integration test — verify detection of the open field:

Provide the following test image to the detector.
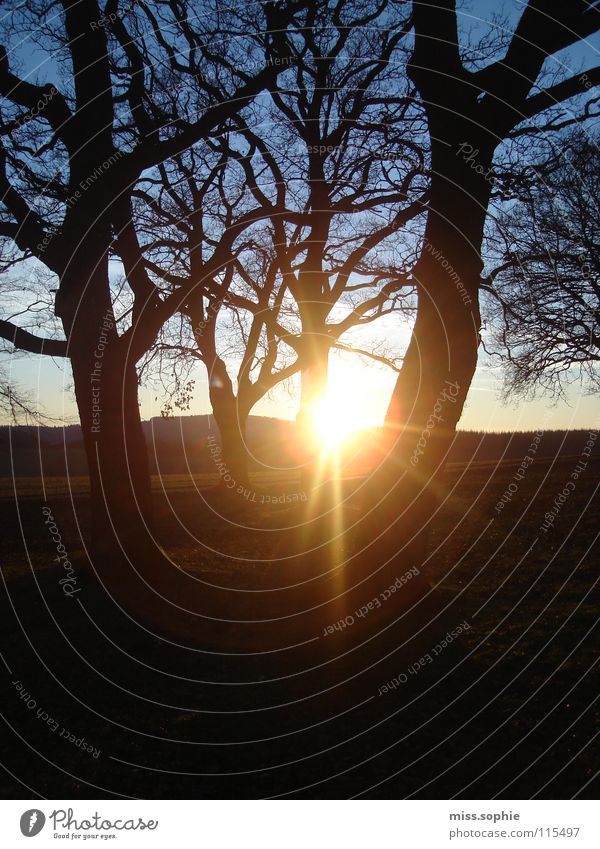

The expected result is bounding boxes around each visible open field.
[0,469,302,499]
[1,454,598,798]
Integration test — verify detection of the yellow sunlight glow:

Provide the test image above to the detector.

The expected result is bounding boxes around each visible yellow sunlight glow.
[309,384,379,452]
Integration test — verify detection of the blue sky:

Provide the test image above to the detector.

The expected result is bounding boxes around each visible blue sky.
[2,1,600,432]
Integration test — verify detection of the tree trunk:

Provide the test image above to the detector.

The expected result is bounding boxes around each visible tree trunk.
[294,227,332,492]
[356,127,495,574]
[208,356,251,488]
[57,244,153,558]
[296,335,331,492]
[70,332,153,555]
[371,258,480,524]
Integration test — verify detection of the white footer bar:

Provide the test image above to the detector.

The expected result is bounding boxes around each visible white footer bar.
[1,800,597,848]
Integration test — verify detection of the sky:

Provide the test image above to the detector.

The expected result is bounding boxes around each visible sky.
[2,0,600,433]
[8,325,600,433]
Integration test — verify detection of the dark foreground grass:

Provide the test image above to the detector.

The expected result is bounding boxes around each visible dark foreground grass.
[0,455,598,798]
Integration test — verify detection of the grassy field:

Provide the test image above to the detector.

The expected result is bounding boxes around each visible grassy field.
[0,454,598,799]
[0,469,300,498]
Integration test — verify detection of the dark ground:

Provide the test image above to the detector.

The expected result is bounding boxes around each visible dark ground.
[0,453,598,799]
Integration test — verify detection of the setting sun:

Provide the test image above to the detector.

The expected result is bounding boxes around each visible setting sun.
[311,396,359,449]
[309,380,381,451]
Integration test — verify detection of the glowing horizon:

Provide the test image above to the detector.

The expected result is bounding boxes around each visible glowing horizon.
[3,346,599,434]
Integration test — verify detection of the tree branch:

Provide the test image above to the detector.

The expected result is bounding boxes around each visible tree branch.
[0,319,68,356]
[519,66,600,120]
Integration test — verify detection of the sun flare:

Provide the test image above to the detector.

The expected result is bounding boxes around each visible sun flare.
[311,396,359,449]
[309,386,379,452]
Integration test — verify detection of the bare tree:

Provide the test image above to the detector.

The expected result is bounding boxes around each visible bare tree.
[364,0,600,561]
[0,0,301,556]
[125,140,305,487]
[484,129,600,398]
[132,0,426,489]
[211,1,427,483]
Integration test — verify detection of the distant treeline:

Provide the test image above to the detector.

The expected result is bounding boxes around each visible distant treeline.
[0,415,293,477]
[0,416,597,478]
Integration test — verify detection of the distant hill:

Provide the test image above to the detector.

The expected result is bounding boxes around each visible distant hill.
[0,415,297,477]
[0,415,597,478]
